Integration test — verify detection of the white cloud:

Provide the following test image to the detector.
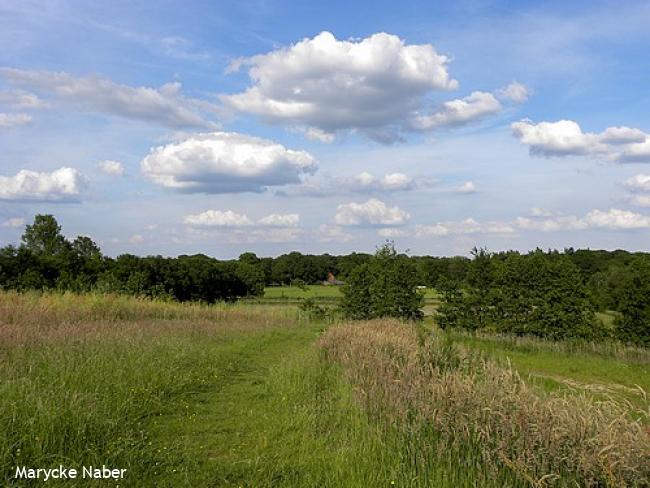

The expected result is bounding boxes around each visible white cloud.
[415,218,515,237]
[222,31,459,142]
[514,216,585,232]
[0,89,49,109]
[2,217,25,228]
[278,171,431,197]
[411,208,650,238]
[335,198,410,226]
[411,91,501,130]
[351,172,416,192]
[0,167,86,201]
[512,119,650,163]
[620,140,650,163]
[516,208,650,230]
[184,210,253,227]
[141,131,317,194]
[457,181,477,193]
[257,213,300,227]
[583,208,650,229]
[0,112,31,127]
[496,82,530,103]
[0,68,217,129]
[98,160,125,176]
[184,210,300,228]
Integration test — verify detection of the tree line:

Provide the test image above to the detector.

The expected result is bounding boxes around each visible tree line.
[0,215,648,344]
[435,248,649,345]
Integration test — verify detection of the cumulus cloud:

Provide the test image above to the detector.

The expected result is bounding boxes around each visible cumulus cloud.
[335,198,410,226]
[98,160,125,176]
[0,68,218,129]
[496,82,530,103]
[0,167,86,201]
[2,217,25,228]
[141,131,317,194]
[512,119,650,163]
[0,112,31,127]
[411,91,501,130]
[184,209,300,228]
[184,210,253,227]
[222,31,461,142]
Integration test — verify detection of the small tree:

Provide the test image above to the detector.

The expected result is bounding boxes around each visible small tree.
[341,242,423,321]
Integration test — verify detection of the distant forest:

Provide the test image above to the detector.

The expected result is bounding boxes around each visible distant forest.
[1,214,649,343]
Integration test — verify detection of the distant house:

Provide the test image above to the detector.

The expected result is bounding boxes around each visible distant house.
[322,272,344,286]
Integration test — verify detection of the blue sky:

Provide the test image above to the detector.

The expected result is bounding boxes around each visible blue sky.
[1,0,650,258]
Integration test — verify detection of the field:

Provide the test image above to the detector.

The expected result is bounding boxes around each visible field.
[1,292,648,487]
[260,285,441,316]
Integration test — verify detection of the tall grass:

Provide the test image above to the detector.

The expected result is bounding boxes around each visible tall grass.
[320,321,650,487]
[0,291,301,486]
[0,290,298,345]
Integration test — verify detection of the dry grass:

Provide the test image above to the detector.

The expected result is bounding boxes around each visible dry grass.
[319,320,650,487]
[0,291,299,345]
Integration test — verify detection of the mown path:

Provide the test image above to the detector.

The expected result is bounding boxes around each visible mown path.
[143,324,381,487]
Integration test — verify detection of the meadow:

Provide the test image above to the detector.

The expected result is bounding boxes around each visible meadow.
[0,291,648,486]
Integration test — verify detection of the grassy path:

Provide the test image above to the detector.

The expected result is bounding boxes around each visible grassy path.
[142,325,390,487]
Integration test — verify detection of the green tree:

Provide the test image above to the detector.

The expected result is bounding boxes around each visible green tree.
[341,263,374,320]
[21,215,69,255]
[341,242,423,321]
[615,258,650,345]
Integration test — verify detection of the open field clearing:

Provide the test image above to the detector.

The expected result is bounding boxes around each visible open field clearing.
[1,292,648,486]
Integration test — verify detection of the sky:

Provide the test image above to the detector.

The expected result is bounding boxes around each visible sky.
[1,0,650,258]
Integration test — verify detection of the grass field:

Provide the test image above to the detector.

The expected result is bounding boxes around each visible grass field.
[1,291,648,486]
[262,285,441,304]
